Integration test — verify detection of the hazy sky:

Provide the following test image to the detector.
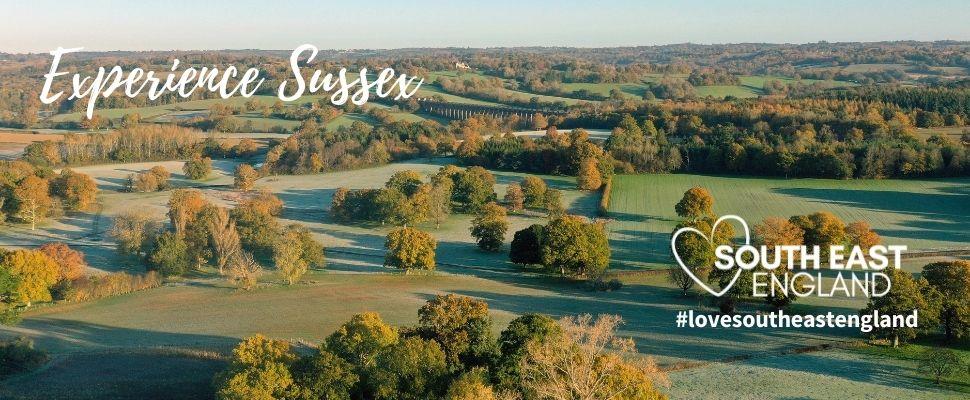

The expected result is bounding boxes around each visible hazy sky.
[1,0,968,53]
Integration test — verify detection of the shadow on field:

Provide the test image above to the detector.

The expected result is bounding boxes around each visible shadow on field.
[608,211,673,223]
[609,229,673,268]
[98,176,132,191]
[491,171,575,189]
[0,349,226,400]
[276,187,334,222]
[743,351,931,392]
[773,187,970,244]
[1,319,240,354]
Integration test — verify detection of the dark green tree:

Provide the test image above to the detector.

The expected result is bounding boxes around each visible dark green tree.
[492,313,561,392]
[509,224,544,265]
[921,260,970,341]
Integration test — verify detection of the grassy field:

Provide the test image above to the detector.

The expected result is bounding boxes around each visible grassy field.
[668,346,969,399]
[558,74,855,100]
[607,174,970,270]
[914,126,968,141]
[0,350,226,400]
[1,160,967,399]
[44,96,437,134]
[47,95,323,123]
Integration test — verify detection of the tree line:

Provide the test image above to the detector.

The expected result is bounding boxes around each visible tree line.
[109,188,324,289]
[213,295,667,400]
[263,119,455,175]
[0,161,99,230]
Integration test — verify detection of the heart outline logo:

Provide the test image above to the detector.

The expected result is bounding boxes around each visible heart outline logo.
[671,214,750,297]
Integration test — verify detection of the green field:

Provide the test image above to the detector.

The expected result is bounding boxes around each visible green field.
[45,94,437,133]
[607,174,970,270]
[914,126,968,141]
[47,95,325,123]
[558,74,855,100]
[669,345,970,399]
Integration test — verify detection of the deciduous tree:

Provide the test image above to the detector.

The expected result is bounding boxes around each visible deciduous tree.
[674,186,714,222]
[285,224,325,269]
[470,202,508,252]
[148,231,191,276]
[234,164,259,191]
[232,200,282,260]
[38,243,86,282]
[576,158,603,190]
[789,212,847,258]
[428,181,453,229]
[445,369,496,400]
[917,348,965,385]
[493,313,561,392]
[417,294,495,369]
[289,349,358,400]
[0,250,59,307]
[520,176,547,209]
[385,170,424,197]
[543,188,565,217]
[208,207,241,274]
[241,190,284,217]
[753,217,806,308]
[383,227,436,272]
[846,221,881,250]
[227,252,262,290]
[503,183,524,212]
[274,230,308,285]
[540,215,610,277]
[167,189,208,235]
[453,167,496,212]
[921,260,970,341]
[214,334,297,400]
[509,224,544,265]
[50,169,98,211]
[532,113,548,130]
[13,176,51,230]
[326,312,399,371]
[109,210,161,258]
[369,337,449,400]
[520,314,667,400]
[861,268,939,347]
[182,155,212,180]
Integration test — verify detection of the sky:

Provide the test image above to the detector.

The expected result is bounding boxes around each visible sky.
[1,0,968,53]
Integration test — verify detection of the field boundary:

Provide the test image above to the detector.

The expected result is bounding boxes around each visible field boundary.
[598,178,612,217]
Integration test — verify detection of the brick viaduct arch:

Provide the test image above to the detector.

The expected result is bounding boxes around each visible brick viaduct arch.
[417,99,565,121]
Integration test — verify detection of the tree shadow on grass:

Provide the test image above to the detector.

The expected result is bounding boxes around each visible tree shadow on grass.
[0,320,236,400]
[0,319,240,355]
[0,350,227,400]
[773,187,970,246]
[608,229,674,268]
[741,350,943,393]
[607,211,674,224]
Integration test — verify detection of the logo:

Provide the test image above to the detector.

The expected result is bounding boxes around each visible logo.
[671,215,906,298]
[671,215,750,297]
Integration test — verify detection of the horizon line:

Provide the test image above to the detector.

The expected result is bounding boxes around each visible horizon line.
[3,39,969,56]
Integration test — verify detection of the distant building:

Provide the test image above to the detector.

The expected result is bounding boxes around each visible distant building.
[455,61,470,70]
